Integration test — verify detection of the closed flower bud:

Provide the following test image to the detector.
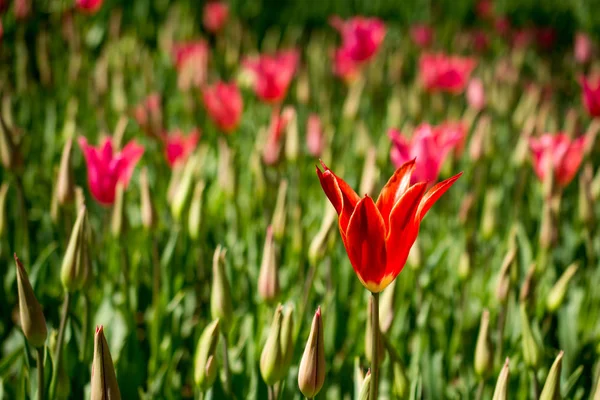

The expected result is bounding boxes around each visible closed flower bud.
[539,351,564,400]
[284,107,299,162]
[111,182,125,238]
[217,138,235,198]
[188,180,205,240]
[308,203,336,266]
[271,180,288,241]
[519,303,540,369]
[546,263,578,313]
[492,358,510,400]
[474,309,493,377]
[0,113,20,170]
[15,254,47,347]
[139,167,156,231]
[0,182,8,236]
[296,69,310,105]
[481,188,500,239]
[211,246,233,333]
[56,138,75,205]
[579,163,595,228]
[519,263,537,306]
[365,296,385,364]
[194,319,220,391]
[258,226,279,302]
[392,359,409,398]
[280,306,295,373]
[357,370,371,400]
[496,247,516,304]
[91,326,121,400]
[260,305,284,385]
[61,207,88,292]
[306,114,324,157]
[171,153,198,221]
[379,278,396,334]
[298,306,325,398]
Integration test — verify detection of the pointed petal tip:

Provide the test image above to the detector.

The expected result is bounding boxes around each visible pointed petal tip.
[316,306,321,317]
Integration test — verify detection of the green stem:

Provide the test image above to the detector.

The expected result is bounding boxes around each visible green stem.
[531,369,540,399]
[370,291,380,400]
[80,294,91,362]
[475,380,484,400]
[50,292,71,398]
[496,304,507,367]
[221,335,232,395]
[268,385,275,400]
[120,245,131,313]
[36,347,44,400]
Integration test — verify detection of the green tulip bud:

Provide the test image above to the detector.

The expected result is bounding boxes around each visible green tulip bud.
[210,246,233,333]
[194,319,220,391]
[392,358,409,398]
[458,250,471,281]
[258,227,279,302]
[217,138,235,198]
[15,254,47,348]
[308,203,336,266]
[0,182,9,236]
[379,278,396,334]
[111,182,125,238]
[139,167,156,231]
[475,309,493,378]
[188,180,205,240]
[271,180,288,241]
[61,207,87,292]
[519,303,540,369]
[284,107,299,162]
[91,326,121,400]
[260,305,284,386]
[546,263,578,313]
[492,358,510,400]
[298,307,325,398]
[280,306,295,374]
[539,351,564,400]
[56,138,75,205]
[357,370,372,400]
[171,153,198,221]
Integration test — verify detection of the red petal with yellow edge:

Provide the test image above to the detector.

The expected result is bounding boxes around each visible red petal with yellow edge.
[344,196,387,290]
[417,172,463,220]
[375,159,416,229]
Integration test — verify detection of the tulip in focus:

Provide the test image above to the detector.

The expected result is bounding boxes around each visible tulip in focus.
[316,159,461,292]
[529,133,586,188]
[163,128,200,169]
[580,75,600,118]
[466,78,486,111]
[75,0,103,14]
[243,50,299,103]
[419,53,477,94]
[203,1,229,33]
[202,81,243,133]
[78,137,144,205]
[409,24,434,48]
[330,16,386,63]
[172,40,209,91]
[306,113,324,157]
[575,32,593,64]
[91,326,121,400]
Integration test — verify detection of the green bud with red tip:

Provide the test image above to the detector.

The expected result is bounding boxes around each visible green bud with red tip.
[474,309,493,378]
[492,358,510,400]
[298,306,325,398]
[210,246,233,333]
[91,326,121,400]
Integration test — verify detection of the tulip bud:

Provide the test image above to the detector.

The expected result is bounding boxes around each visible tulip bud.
[386,89,403,130]
[379,278,396,334]
[496,247,516,304]
[353,358,365,398]
[0,112,20,170]
[194,319,220,391]
[519,303,540,369]
[271,180,288,241]
[474,309,493,378]
[61,207,87,292]
[306,114,324,157]
[296,69,310,105]
[579,163,595,229]
[298,306,325,398]
[342,77,365,121]
[139,167,156,231]
[56,138,75,205]
[260,305,284,386]
[392,359,409,398]
[308,203,337,266]
[539,351,564,400]
[467,78,486,111]
[492,358,510,400]
[357,370,372,400]
[167,164,184,205]
[284,107,299,162]
[188,180,206,240]
[0,182,9,236]
[217,138,235,198]
[365,296,385,365]
[458,250,471,281]
[469,116,490,162]
[481,188,500,239]
[111,182,125,238]
[280,306,295,374]
[519,263,537,306]
[171,153,198,221]
[546,263,578,313]
[211,246,233,333]
[91,326,121,400]
[15,254,47,347]
[258,226,279,302]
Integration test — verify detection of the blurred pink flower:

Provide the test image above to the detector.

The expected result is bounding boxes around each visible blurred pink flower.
[419,53,477,94]
[471,30,489,52]
[78,137,144,205]
[512,28,534,49]
[75,0,103,14]
[575,32,592,64]
[389,123,465,183]
[475,0,494,19]
[0,0,8,14]
[306,114,324,157]
[203,1,229,33]
[0,22,3,43]
[580,75,600,118]
[466,78,486,110]
[133,93,162,137]
[172,40,209,91]
[330,16,386,63]
[409,24,434,48]
[536,27,556,51]
[332,47,360,83]
[494,17,511,38]
[529,133,586,187]
[163,129,200,168]
[263,107,294,165]
[202,81,244,133]
[15,0,31,20]
[243,50,299,103]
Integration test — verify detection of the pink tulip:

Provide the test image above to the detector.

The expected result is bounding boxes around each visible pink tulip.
[203,1,229,33]
[263,107,294,165]
[475,0,493,20]
[389,123,465,183]
[332,47,360,83]
[536,27,556,51]
[466,78,486,110]
[529,133,586,187]
[306,114,324,157]
[163,129,200,168]
[419,53,477,94]
[471,30,489,52]
[512,28,534,49]
[409,24,434,48]
[243,50,299,103]
[580,75,600,118]
[133,93,162,137]
[202,81,243,133]
[15,0,31,20]
[330,16,386,63]
[78,137,144,205]
[172,40,209,91]
[75,0,103,14]
[575,32,592,64]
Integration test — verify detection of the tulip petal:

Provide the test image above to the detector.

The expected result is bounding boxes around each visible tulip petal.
[316,162,360,236]
[417,172,462,220]
[375,159,416,227]
[115,140,145,188]
[344,196,387,291]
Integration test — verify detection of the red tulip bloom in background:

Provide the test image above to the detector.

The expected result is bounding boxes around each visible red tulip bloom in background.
[0,0,7,14]
[163,129,200,168]
[580,76,600,118]
[332,47,360,83]
[15,0,31,20]
[511,28,534,49]
[330,16,386,63]
[203,1,229,33]
[575,32,593,64]
[409,24,434,48]
[202,81,243,133]
[306,114,324,157]
[243,50,299,103]
[529,134,586,188]
[316,159,461,292]
[263,107,294,165]
[78,137,144,205]
[172,40,209,91]
[475,0,493,19]
[75,0,103,14]
[419,53,477,94]
[133,93,162,137]
[536,27,556,51]
[389,123,465,184]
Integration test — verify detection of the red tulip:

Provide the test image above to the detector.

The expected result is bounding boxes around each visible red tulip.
[172,40,209,91]
[306,114,324,157]
[580,75,600,118]
[511,28,534,49]
[471,30,489,52]
[202,81,243,133]
[316,159,461,292]
[332,47,360,83]
[203,1,229,33]
[389,123,465,184]
[536,27,556,51]
[475,0,493,20]
[575,32,592,64]
[530,134,586,188]
[78,137,144,205]
[466,78,486,111]
[163,129,200,168]
[494,17,511,38]
[330,16,386,63]
[75,0,103,14]
[263,107,294,165]
[409,24,434,48]
[0,0,8,14]
[419,53,477,94]
[243,50,299,103]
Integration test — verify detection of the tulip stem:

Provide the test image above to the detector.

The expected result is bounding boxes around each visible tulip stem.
[221,335,232,395]
[531,369,540,399]
[369,291,380,400]
[80,294,91,362]
[36,347,44,400]
[267,385,275,400]
[50,292,71,399]
[475,380,484,400]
